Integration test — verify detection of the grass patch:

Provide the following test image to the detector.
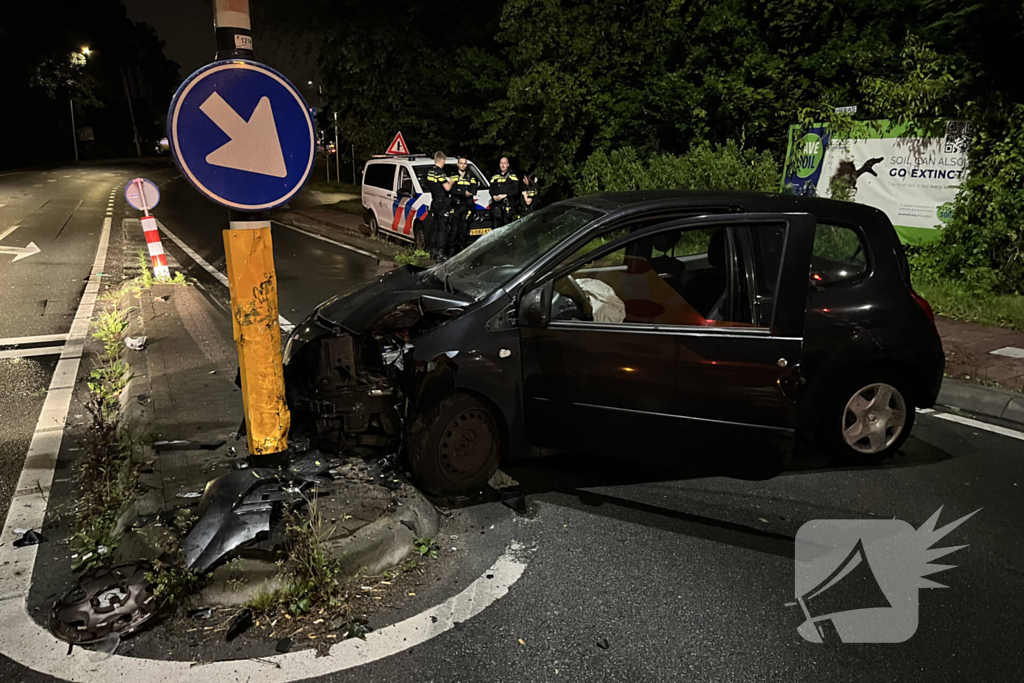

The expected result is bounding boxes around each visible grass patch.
[332,198,365,215]
[306,181,360,195]
[914,280,1024,331]
[394,248,429,266]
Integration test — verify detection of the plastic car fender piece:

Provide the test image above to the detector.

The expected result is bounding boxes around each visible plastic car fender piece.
[182,469,281,574]
[48,562,158,645]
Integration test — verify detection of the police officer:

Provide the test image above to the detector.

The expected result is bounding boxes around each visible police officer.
[489,157,520,228]
[422,151,453,261]
[449,156,479,255]
[518,173,538,217]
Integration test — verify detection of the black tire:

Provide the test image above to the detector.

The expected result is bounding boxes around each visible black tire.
[407,393,500,495]
[368,213,381,238]
[414,220,427,251]
[821,372,916,463]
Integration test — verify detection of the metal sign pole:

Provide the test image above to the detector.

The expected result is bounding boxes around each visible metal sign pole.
[334,112,340,183]
[212,0,291,458]
[69,99,79,163]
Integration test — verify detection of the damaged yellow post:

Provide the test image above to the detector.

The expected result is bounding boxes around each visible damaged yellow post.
[223,222,290,455]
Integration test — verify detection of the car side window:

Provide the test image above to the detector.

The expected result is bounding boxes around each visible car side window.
[811,223,867,287]
[549,224,788,329]
[365,164,396,190]
[398,166,413,193]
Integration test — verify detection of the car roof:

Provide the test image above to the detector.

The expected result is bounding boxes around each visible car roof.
[568,190,890,228]
[366,157,475,166]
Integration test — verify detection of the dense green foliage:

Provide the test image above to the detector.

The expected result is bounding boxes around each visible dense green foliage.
[574,142,778,195]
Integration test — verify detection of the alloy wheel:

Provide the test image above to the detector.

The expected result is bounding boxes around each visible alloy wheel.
[841,382,907,454]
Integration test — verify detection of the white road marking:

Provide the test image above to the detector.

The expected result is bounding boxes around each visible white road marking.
[273,219,379,259]
[0,333,68,346]
[0,207,110,666]
[0,538,529,681]
[0,225,19,241]
[930,411,1024,442]
[155,218,294,332]
[990,346,1024,359]
[0,346,65,360]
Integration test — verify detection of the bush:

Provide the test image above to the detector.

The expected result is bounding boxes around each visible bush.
[910,105,1024,294]
[573,141,780,196]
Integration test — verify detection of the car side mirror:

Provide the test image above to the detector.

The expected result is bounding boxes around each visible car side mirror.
[397,179,414,197]
[518,282,552,328]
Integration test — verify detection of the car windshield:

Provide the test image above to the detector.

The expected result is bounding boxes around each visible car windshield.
[414,163,489,188]
[427,203,606,301]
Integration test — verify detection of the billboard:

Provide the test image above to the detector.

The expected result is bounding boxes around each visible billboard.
[781,120,971,244]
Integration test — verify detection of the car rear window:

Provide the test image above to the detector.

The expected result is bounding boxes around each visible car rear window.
[811,223,868,287]
[364,163,396,190]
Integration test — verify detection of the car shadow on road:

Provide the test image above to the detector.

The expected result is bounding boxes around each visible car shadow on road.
[437,433,954,559]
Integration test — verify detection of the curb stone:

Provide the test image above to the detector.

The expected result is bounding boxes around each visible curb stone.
[937,377,1024,426]
[327,490,441,577]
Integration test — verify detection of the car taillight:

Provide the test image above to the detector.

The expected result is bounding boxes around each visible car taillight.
[911,289,936,330]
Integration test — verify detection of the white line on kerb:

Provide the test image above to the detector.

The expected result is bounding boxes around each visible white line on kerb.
[0,209,111,657]
[155,218,294,332]
[0,333,69,346]
[930,411,1024,442]
[0,540,528,681]
[0,346,65,360]
[273,219,379,259]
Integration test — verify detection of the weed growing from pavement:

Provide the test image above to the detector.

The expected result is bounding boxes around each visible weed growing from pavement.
[69,297,139,568]
[138,249,155,288]
[394,248,429,266]
[92,306,131,360]
[413,536,439,559]
[147,562,204,608]
[70,394,138,569]
[283,492,346,614]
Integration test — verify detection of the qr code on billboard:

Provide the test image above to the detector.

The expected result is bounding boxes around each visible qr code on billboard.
[944,121,972,154]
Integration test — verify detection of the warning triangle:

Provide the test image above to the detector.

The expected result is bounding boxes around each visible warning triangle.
[386,132,410,155]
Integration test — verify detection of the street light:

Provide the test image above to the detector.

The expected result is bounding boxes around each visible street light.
[81,46,90,55]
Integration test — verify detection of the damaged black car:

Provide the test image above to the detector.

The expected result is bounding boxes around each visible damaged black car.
[283,191,945,494]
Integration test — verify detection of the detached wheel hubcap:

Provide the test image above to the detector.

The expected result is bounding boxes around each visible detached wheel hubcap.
[841,382,907,454]
[439,408,494,478]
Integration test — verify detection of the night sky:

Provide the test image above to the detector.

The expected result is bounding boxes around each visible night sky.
[122,0,320,104]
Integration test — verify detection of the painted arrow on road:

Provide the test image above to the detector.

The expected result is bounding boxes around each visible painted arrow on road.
[0,242,41,262]
[200,92,287,177]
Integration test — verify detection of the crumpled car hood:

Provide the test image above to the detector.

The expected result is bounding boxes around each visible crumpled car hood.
[316,265,472,334]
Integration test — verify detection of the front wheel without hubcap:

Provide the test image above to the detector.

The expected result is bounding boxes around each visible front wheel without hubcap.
[408,394,500,495]
[828,378,914,463]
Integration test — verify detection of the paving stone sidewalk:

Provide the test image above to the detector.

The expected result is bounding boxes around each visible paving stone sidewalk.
[937,316,1024,391]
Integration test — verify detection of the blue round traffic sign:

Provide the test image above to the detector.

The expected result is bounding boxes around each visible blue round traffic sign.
[168,60,316,211]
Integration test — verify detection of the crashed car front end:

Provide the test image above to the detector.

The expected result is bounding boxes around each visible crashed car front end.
[282,267,476,455]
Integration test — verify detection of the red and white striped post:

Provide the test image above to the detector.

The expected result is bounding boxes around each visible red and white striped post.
[141,215,170,280]
[130,178,170,280]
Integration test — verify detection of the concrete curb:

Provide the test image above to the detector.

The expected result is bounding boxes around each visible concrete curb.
[327,488,441,577]
[937,377,1024,426]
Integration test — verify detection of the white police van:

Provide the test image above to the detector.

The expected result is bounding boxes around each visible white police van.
[361,155,493,248]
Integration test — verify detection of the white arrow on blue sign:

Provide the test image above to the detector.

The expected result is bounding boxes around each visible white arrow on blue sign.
[167,60,316,211]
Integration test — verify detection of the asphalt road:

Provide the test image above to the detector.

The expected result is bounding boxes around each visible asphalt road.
[1,162,1022,682]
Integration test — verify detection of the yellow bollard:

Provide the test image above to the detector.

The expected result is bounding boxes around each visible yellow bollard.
[222,222,290,455]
